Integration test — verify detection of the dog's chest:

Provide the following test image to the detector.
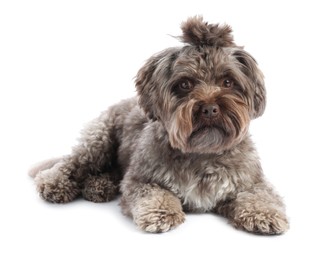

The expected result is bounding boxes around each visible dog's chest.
[166,157,236,212]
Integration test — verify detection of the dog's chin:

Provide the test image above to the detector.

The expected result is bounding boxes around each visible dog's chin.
[185,126,232,154]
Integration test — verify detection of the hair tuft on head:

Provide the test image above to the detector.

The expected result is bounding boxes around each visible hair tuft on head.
[180,16,235,47]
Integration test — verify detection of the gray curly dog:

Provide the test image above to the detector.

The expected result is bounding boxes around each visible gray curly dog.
[30,16,289,234]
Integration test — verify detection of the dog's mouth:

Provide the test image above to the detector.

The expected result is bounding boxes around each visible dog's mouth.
[185,117,235,154]
[191,112,228,137]
[190,123,228,139]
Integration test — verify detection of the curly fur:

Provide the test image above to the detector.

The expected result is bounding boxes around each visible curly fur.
[29,16,288,234]
[180,16,235,47]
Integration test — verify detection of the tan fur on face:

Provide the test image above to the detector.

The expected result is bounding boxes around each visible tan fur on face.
[167,84,250,153]
[167,100,195,151]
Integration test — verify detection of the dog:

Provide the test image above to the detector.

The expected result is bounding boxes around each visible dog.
[29,16,289,234]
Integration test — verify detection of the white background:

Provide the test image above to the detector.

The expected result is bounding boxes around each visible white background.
[1,0,313,259]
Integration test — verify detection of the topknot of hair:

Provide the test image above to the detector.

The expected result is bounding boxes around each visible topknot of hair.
[180,16,235,47]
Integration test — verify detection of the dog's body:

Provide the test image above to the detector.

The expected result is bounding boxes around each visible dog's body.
[31,17,289,234]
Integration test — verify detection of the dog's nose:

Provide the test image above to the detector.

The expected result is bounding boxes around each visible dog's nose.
[201,104,220,118]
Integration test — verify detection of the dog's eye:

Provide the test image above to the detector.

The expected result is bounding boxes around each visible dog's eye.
[178,79,194,91]
[223,79,234,88]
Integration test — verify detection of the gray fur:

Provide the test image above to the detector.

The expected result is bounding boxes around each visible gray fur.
[30,16,288,234]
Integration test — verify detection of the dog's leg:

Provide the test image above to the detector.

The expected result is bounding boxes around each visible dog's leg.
[120,182,185,233]
[215,182,289,234]
[34,109,120,203]
[28,158,62,178]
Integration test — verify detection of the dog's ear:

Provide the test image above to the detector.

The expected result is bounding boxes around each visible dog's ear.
[180,16,235,47]
[135,48,178,120]
[233,49,266,118]
[135,56,159,120]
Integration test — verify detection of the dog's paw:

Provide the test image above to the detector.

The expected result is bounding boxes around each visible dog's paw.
[82,174,119,203]
[232,208,289,235]
[135,208,185,233]
[34,164,80,203]
[133,189,185,233]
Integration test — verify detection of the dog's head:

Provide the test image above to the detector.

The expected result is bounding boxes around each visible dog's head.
[136,16,266,154]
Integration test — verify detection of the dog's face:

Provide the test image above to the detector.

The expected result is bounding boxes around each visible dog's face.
[136,17,266,154]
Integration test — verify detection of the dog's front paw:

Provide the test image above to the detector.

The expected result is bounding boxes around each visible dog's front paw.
[232,208,289,235]
[34,164,80,203]
[133,189,185,233]
[135,208,185,233]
